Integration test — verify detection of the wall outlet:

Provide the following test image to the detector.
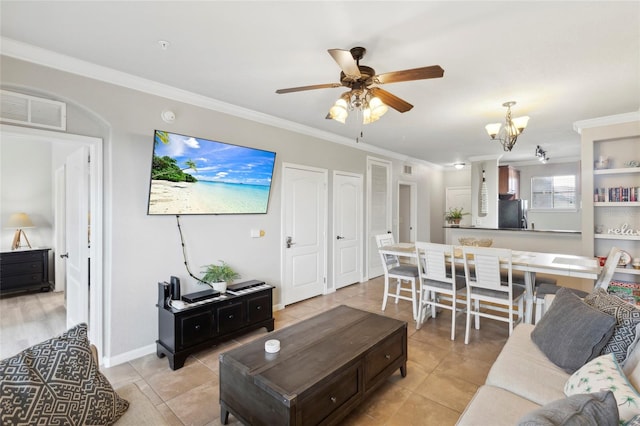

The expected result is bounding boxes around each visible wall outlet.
[251,229,265,238]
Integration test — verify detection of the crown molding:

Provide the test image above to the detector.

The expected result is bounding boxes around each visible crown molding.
[1,37,436,167]
[573,111,640,134]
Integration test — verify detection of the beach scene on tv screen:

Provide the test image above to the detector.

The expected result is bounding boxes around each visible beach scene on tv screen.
[148,131,276,214]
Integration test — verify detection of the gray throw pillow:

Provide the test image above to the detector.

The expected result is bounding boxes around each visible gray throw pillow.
[531,287,616,373]
[0,323,129,425]
[584,288,640,366]
[517,391,619,426]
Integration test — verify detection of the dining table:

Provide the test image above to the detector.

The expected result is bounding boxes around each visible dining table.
[378,243,600,324]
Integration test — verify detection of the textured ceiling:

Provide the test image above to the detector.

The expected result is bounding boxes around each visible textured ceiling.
[1,1,638,167]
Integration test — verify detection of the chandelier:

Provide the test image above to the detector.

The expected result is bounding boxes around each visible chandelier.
[485,101,530,151]
[328,89,389,125]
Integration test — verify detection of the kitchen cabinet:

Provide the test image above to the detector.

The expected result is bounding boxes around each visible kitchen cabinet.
[499,165,520,199]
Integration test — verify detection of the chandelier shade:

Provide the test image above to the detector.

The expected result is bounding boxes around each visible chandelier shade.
[485,101,529,151]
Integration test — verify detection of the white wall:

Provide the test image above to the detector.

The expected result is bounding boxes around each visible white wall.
[0,138,53,251]
[0,55,443,362]
[515,160,581,231]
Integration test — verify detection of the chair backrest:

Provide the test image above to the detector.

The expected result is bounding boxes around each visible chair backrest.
[594,246,622,290]
[375,233,399,270]
[415,241,456,284]
[462,246,513,293]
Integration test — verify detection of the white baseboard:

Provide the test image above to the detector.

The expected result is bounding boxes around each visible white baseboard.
[102,343,156,368]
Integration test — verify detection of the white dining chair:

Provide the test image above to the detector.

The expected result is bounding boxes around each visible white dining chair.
[462,246,525,344]
[533,246,622,323]
[375,233,419,320]
[415,241,466,340]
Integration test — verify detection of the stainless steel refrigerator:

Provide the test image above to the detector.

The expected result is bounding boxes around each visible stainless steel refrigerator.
[498,199,528,229]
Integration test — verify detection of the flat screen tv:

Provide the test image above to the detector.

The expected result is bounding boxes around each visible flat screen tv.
[147,130,276,215]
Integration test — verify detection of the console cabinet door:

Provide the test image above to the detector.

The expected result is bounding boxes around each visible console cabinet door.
[179,310,214,350]
[217,301,244,334]
[247,293,271,323]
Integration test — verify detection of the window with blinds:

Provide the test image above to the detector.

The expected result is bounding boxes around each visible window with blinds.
[531,175,577,209]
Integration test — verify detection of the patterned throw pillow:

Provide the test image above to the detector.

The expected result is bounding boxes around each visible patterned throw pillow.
[585,288,640,365]
[565,353,640,424]
[0,323,129,425]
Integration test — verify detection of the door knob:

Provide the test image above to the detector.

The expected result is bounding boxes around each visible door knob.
[60,253,69,259]
[336,235,345,240]
[286,236,296,248]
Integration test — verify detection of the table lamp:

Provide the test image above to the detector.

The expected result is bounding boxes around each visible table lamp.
[7,212,34,250]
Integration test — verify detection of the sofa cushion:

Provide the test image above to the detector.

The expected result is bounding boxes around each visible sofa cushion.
[584,288,640,366]
[486,324,570,406]
[517,391,618,426]
[0,323,129,425]
[456,385,541,426]
[531,288,616,373]
[565,353,640,424]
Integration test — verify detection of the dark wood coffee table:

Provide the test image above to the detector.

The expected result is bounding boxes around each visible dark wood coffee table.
[219,305,407,425]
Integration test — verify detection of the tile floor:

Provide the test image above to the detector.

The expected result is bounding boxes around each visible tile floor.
[99,276,510,426]
[0,277,510,425]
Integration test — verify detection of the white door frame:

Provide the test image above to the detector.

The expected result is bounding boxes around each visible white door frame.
[280,162,328,308]
[397,180,417,243]
[0,124,103,357]
[366,156,392,280]
[332,170,364,290]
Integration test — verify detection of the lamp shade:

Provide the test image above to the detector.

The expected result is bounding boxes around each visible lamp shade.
[6,212,34,228]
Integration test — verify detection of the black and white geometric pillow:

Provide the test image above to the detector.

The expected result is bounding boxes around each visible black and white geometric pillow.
[0,323,129,425]
[585,288,640,366]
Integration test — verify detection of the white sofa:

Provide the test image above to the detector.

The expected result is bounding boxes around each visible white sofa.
[457,292,640,425]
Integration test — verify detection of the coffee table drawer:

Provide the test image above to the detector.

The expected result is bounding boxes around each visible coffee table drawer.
[364,330,404,387]
[298,362,362,426]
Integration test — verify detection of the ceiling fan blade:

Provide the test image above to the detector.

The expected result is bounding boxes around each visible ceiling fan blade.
[328,49,361,80]
[373,65,444,85]
[369,87,413,113]
[276,83,342,94]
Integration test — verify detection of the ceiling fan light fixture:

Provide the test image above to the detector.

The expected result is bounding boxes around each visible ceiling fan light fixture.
[485,101,529,151]
[369,96,388,119]
[329,98,348,123]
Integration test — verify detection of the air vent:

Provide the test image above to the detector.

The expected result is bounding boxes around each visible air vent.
[1,90,66,130]
[403,164,413,175]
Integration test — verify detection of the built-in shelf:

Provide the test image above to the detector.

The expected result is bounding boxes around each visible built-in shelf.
[595,234,640,241]
[616,267,640,276]
[594,201,640,207]
[594,167,640,175]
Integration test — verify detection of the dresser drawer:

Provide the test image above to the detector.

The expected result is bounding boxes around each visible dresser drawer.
[1,273,43,289]
[298,362,362,426]
[1,261,42,276]
[0,251,44,264]
[364,330,404,387]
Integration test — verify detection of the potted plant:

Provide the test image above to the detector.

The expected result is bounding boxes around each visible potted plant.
[201,261,240,293]
[445,207,469,226]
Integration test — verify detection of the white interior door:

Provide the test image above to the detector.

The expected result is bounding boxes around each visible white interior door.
[367,158,392,279]
[333,171,363,289]
[398,182,417,243]
[446,186,472,226]
[282,164,327,306]
[54,167,66,293]
[65,146,90,329]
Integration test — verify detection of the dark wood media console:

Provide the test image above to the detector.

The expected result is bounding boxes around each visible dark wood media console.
[219,305,407,426]
[156,280,274,370]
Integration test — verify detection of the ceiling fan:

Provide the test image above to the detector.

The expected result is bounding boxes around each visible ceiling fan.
[275,47,444,123]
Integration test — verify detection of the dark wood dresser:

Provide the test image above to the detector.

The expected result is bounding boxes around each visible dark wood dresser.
[0,248,51,296]
[219,305,407,426]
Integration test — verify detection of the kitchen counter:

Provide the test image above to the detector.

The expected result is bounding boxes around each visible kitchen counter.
[444,226,581,235]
